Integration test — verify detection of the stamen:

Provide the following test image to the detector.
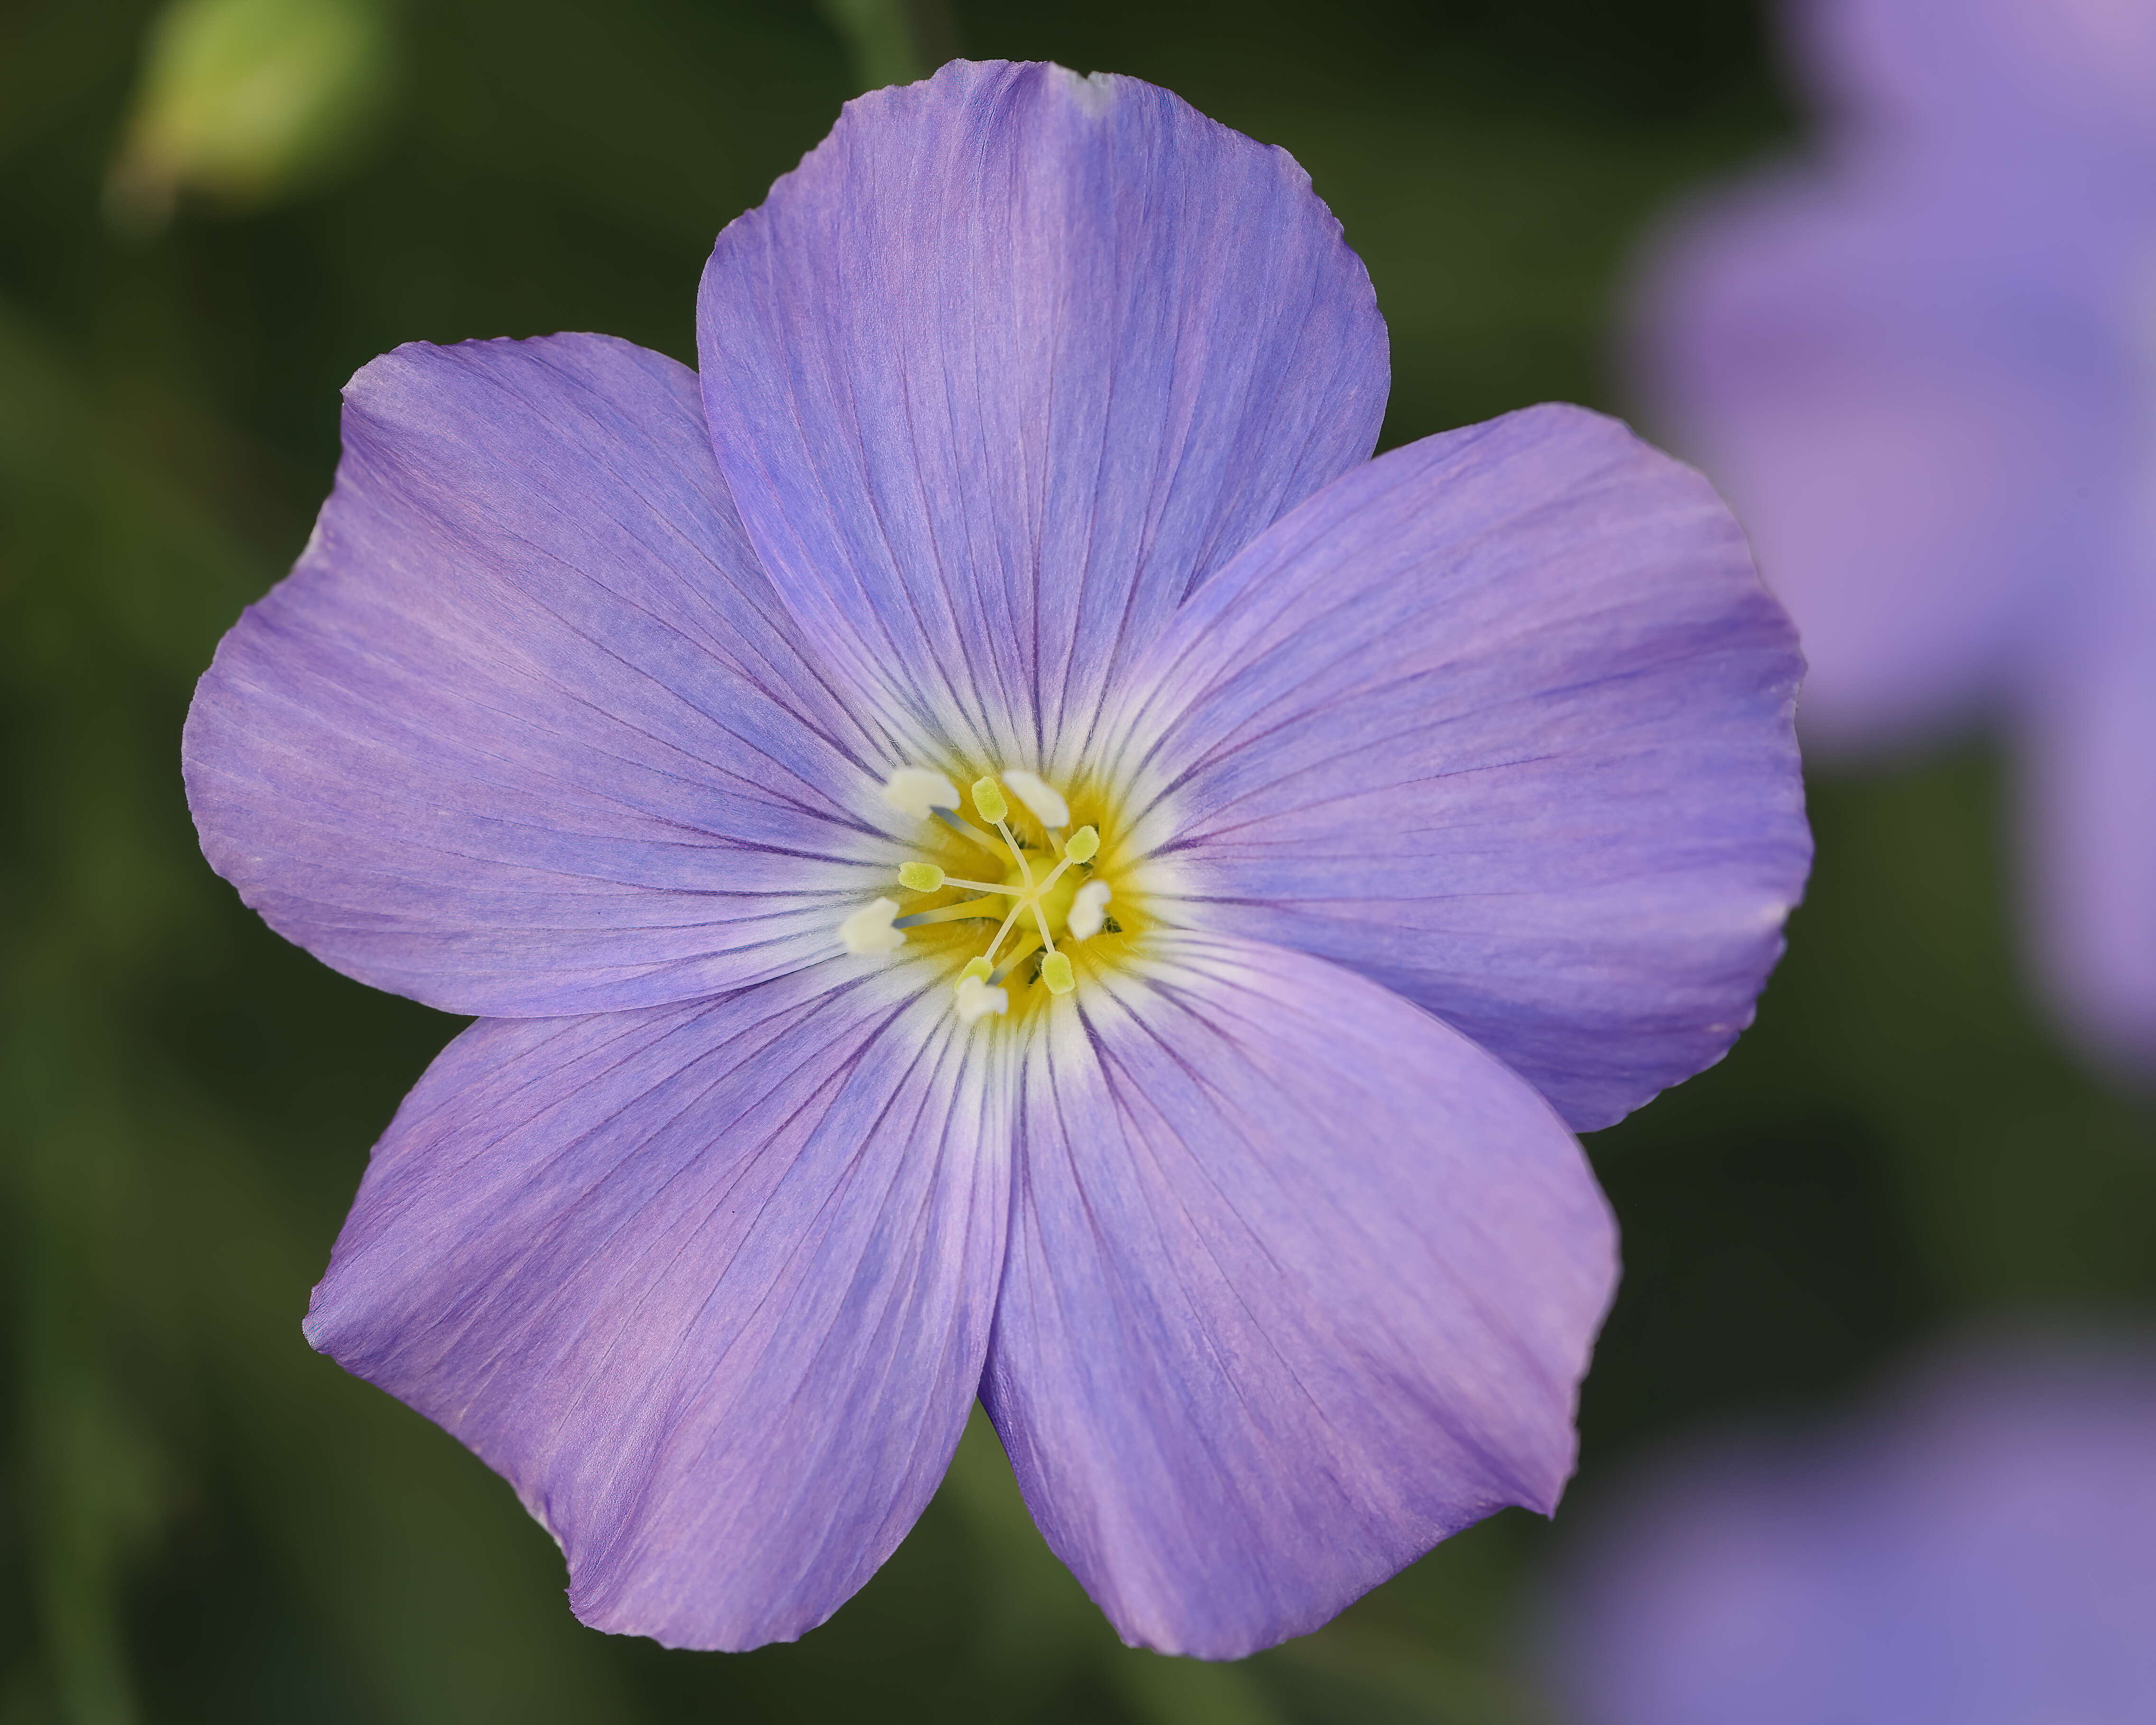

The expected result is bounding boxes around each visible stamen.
[998,818,1035,888]
[894,896,999,928]
[1028,850,1079,898]
[994,933,1042,984]
[1002,769,1069,830]
[881,768,960,822]
[875,773,1119,1008]
[934,809,1008,860]
[980,896,1028,969]
[1069,878,1112,940]
[934,874,1017,896]
[955,973,1007,1024]
[839,897,903,955]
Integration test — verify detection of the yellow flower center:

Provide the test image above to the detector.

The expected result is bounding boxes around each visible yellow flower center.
[845,766,1141,1024]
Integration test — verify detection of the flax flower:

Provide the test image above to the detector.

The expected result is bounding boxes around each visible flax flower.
[1544,1339,2156,1724]
[1630,0,2156,1066]
[185,61,1808,1657]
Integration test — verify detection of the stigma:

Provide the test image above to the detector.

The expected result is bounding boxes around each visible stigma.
[840,766,1134,1023]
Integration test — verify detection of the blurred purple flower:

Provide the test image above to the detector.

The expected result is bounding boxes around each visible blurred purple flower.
[1542,1337,2156,1725]
[1631,0,2156,1068]
[184,61,1807,1656]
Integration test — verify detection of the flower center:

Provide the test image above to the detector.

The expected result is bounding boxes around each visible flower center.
[840,767,1136,1024]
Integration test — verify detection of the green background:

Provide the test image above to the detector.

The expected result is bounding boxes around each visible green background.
[2,0,2150,1718]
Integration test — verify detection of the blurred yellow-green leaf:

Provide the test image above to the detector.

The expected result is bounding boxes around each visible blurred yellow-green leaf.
[105,0,398,231]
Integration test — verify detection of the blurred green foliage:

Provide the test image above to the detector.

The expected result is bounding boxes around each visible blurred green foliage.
[0,0,2148,1720]
[103,0,399,233]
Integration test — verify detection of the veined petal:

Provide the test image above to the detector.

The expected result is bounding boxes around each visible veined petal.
[1108,404,1809,1133]
[304,959,1011,1651]
[696,59,1386,768]
[1631,165,2133,751]
[186,334,902,1017]
[982,932,1615,1660]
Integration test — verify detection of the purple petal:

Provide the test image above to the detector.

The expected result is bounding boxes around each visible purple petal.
[2021,593,2156,1071]
[1107,404,1808,1133]
[304,959,1008,1651]
[695,59,1387,767]
[1543,1337,2156,1725]
[981,931,1616,1660]
[1795,0,2156,158]
[185,334,902,1017]
[1630,164,2133,751]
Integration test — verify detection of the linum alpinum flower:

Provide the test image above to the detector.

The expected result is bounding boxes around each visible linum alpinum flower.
[1542,1337,2156,1724]
[1628,0,2156,1069]
[184,61,1809,1658]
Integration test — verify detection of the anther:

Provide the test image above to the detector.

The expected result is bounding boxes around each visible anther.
[1069,878,1112,941]
[898,861,945,892]
[1063,825,1099,864]
[955,973,1008,1024]
[958,956,992,984]
[970,776,1008,825]
[1002,770,1069,830]
[1040,952,1075,994]
[839,897,903,955]
[881,767,960,822]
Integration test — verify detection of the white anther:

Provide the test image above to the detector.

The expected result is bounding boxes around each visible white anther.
[1001,769,1069,830]
[955,974,1008,1024]
[1068,878,1113,941]
[840,896,904,955]
[880,767,960,822]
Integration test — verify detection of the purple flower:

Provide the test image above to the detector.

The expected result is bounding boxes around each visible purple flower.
[183,61,1807,1657]
[1541,1337,2156,1724]
[1630,0,2156,1068]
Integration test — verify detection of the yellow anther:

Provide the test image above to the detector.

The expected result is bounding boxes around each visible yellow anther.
[1063,825,1099,864]
[970,775,1008,825]
[898,861,944,892]
[880,767,960,821]
[839,897,903,955]
[958,956,992,984]
[1002,769,1070,830]
[1040,952,1075,994]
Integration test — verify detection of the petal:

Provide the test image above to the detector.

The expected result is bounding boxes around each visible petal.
[2020,594,2156,1072]
[1797,0,2156,157]
[1107,404,1809,1133]
[1543,1342,2156,1725]
[304,959,1011,1651]
[1630,164,2133,751]
[185,334,906,1017]
[981,931,1616,1660]
[696,59,1387,767]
